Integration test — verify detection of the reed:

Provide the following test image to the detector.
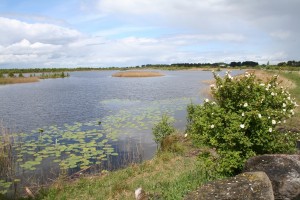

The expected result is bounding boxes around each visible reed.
[0,77,39,85]
[112,71,164,77]
[0,123,16,196]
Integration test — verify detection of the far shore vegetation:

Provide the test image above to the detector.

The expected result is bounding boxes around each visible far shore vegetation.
[112,71,164,77]
[0,72,69,85]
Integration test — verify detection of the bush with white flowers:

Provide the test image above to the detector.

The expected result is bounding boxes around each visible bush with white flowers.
[187,71,298,175]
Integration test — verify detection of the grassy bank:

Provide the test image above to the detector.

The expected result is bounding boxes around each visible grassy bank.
[28,135,220,200]
[276,71,300,131]
[112,71,164,78]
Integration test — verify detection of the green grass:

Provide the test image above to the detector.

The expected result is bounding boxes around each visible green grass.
[34,135,218,200]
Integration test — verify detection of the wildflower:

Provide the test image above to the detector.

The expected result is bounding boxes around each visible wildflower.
[210,125,215,129]
[258,114,262,118]
[242,112,245,117]
[269,128,272,132]
[283,109,286,112]
[272,120,276,125]
[283,103,286,107]
[265,87,269,91]
[283,120,286,123]
[243,102,248,107]
[287,96,291,100]
[184,133,188,138]
[259,83,265,86]
[240,124,245,129]
[228,74,233,80]
[271,92,275,96]
[205,98,209,103]
[247,85,250,89]
[210,84,216,89]
[290,110,295,115]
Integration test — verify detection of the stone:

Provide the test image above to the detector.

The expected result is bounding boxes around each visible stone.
[244,154,300,200]
[185,171,274,200]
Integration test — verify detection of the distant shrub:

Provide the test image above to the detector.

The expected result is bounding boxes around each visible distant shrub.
[187,71,298,175]
[8,72,14,78]
[152,115,175,150]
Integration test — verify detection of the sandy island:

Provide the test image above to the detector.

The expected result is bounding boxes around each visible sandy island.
[112,71,164,77]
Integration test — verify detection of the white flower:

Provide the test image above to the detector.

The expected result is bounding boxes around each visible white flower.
[287,96,291,100]
[265,87,269,91]
[205,98,209,103]
[243,103,248,107]
[210,84,216,88]
[269,127,273,132]
[242,112,245,117]
[272,120,276,125]
[271,92,275,96]
[259,83,265,87]
[228,74,233,80]
[283,103,286,107]
[184,133,188,138]
[283,109,286,112]
[283,120,286,123]
[290,110,295,115]
[247,85,250,89]
[240,124,245,129]
[258,114,262,118]
[210,125,215,129]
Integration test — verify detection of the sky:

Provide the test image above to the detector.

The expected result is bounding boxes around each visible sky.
[0,0,299,68]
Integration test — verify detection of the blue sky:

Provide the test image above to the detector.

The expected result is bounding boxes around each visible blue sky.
[0,0,299,68]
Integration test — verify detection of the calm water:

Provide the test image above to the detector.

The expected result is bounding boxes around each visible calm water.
[0,70,244,191]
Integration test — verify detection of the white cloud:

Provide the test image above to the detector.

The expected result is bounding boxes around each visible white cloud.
[1,0,300,67]
[0,17,82,45]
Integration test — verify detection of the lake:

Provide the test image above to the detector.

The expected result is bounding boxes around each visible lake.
[0,70,243,193]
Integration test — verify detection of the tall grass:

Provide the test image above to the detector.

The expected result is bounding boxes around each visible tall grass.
[0,77,39,85]
[0,123,16,196]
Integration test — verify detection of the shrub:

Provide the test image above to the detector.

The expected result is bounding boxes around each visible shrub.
[187,71,298,175]
[152,115,175,150]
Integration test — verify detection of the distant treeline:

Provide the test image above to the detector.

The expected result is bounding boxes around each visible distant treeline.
[0,67,120,74]
[1,60,300,73]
